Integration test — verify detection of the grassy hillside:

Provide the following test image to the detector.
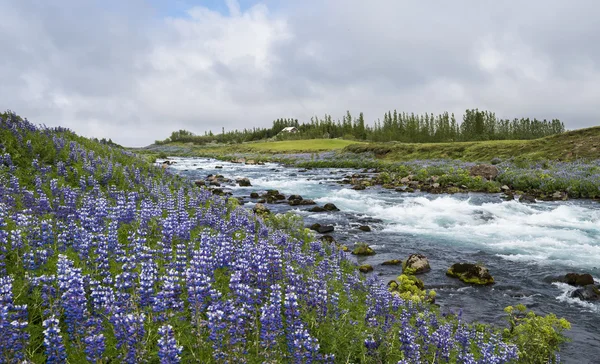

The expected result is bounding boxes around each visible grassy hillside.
[344,126,600,162]
[142,126,600,163]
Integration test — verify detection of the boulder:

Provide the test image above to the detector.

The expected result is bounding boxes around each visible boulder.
[245,160,257,165]
[323,203,339,211]
[352,185,366,190]
[274,194,286,200]
[446,263,494,285]
[316,225,334,234]
[501,185,510,192]
[288,195,303,201]
[358,225,371,232]
[194,180,206,187]
[469,164,499,180]
[309,223,334,234]
[405,254,431,274]
[215,165,223,169]
[359,265,374,273]
[563,273,595,286]
[309,206,327,213]
[250,192,259,198]
[382,259,402,266]
[400,177,411,184]
[351,244,376,256]
[571,285,600,302]
[519,194,537,203]
[237,178,251,187]
[253,203,270,216]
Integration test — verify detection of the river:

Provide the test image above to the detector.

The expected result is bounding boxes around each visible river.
[164,157,600,363]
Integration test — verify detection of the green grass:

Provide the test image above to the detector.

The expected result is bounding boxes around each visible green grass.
[135,139,364,159]
[240,139,362,152]
[344,126,600,162]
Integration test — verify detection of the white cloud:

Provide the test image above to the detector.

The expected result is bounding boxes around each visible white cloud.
[1,0,599,146]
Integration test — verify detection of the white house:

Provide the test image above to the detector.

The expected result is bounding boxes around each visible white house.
[280,126,299,133]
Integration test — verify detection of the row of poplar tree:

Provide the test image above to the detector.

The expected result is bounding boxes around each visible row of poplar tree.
[156,109,565,145]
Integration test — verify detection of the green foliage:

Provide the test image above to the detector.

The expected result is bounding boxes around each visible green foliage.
[503,305,571,363]
[154,109,564,146]
[388,273,436,303]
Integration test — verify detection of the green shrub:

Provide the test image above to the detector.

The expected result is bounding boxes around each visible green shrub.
[503,304,571,363]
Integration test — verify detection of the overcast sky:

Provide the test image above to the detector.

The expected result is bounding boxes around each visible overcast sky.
[1,0,599,146]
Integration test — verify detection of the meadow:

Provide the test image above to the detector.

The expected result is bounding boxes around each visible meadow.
[0,112,571,363]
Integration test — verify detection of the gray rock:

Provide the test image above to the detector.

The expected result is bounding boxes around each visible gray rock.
[405,254,431,274]
[571,285,600,301]
[469,164,499,180]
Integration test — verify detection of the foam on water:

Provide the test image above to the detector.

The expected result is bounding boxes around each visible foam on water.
[553,283,600,313]
[315,188,600,269]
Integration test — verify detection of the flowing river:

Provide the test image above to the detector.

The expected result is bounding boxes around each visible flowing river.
[165,157,600,363]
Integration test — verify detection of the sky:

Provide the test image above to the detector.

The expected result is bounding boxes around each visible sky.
[1,0,599,147]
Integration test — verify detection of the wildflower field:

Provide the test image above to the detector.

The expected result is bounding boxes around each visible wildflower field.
[0,112,569,363]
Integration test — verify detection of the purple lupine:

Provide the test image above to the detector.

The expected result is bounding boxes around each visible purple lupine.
[152,268,183,316]
[110,309,146,363]
[43,316,67,364]
[57,255,88,338]
[0,276,29,362]
[158,324,183,364]
[84,317,105,363]
[139,261,158,309]
[259,284,283,352]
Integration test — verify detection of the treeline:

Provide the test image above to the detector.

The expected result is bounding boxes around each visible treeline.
[155,109,565,145]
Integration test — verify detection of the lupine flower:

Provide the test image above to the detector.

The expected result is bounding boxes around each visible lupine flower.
[158,324,183,364]
[43,316,67,364]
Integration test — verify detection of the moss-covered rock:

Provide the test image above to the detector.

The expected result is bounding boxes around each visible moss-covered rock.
[446,263,494,285]
[388,274,435,303]
[252,203,270,216]
[403,254,431,274]
[359,264,373,273]
[382,259,402,266]
[351,243,376,256]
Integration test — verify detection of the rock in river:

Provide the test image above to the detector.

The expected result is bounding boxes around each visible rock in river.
[323,203,339,211]
[571,285,600,302]
[236,178,251,187]
[359,264,374,273]
[404,254,431,274]
[309,223,334,234]
[446,263,494,285]
[351,244,376,256]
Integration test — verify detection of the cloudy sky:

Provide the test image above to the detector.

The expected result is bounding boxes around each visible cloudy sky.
[1,0,599,146]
